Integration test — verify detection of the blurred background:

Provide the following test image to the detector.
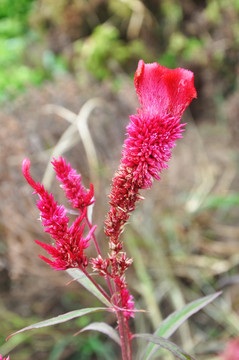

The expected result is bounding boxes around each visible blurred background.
[0,0,239,359]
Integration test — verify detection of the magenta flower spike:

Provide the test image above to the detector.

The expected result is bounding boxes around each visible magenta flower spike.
[103,60,196,326]
[51,157,95,212]
[22,159,96,271]
[105,60,197,243]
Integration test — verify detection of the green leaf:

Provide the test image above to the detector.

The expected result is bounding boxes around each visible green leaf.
[77,321,121,346]
[202,193,239,210]
[135,334,195,360]
[8,307,108,339]
[66,268,112,307]
[142,292,221,360]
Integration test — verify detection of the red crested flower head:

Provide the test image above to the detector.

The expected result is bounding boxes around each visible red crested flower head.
[105,60,197,241]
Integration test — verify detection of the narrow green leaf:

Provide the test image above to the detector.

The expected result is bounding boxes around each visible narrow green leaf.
[142,292,221,360]
[66,268,112,307]
[135,334,195,360]
[77,321,121,346]
[202,193,239,210]
[8,307,108,339]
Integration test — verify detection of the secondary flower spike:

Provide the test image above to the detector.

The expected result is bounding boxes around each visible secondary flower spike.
[52,157,95,211]
[22,158,96,270]
[105,60,197,243]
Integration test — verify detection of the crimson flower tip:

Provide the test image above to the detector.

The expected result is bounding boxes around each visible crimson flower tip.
[22,157,40,191]
[22,158,31,179]
[22,157,30,169]
[134,59,197,118]
[134,59,145,91]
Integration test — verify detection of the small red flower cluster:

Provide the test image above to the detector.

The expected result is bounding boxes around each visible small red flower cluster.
[121,288,135,320]
[22,158,96,271]
[0,355,10,360]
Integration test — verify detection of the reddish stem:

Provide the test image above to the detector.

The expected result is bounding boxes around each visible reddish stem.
[85,214,114,296]
[79,265,111,303]
[85,213,132,359]
[85,216,101,255]
[81,264,132,359]
[116,291,132,360]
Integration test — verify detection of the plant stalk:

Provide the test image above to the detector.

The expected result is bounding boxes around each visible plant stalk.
[117,309,132,360]
[80,265,111,303]
[115,281,132,360]
[85,214,114,296]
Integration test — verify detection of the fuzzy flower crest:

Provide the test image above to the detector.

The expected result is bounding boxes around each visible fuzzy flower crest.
[105,60,196,240]
[52,157,94,211]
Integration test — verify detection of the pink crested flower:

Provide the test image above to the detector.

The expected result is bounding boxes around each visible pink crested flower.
[22,158,96,270]
[52,157,95,211]
[105,60,197,242]
[221,338,239,360]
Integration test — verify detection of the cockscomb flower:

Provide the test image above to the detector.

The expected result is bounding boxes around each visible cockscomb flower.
[105,60,197,242]
[52,157,95,212]
[22,158,96,270]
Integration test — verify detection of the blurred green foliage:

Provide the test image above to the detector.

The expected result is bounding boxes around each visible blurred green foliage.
[0,0,66,103]
[1,0,239,101]
[201,193,239,211]
[0,0,34,22]
[0,298,116,360]
[74,24,147,80]
[46,333,116,360]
